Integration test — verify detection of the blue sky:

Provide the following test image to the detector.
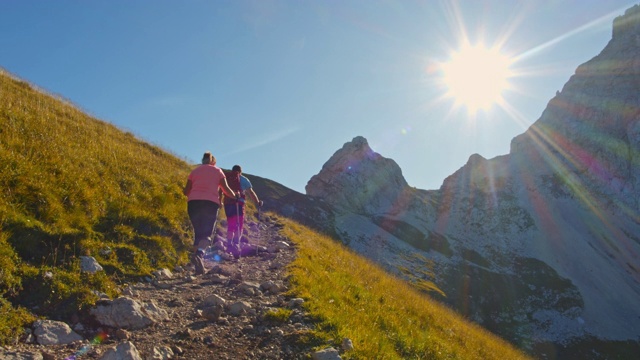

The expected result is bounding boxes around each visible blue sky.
[1,1,636,193]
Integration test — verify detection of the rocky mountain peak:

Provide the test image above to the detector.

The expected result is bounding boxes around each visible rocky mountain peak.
[612,4,640,39]
[506,3,640,211]
[305,136,408,214]
[436,5,640,343]
[303,5,640,353]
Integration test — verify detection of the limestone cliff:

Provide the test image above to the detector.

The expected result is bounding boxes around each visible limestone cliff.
[305,5,640,358]
[306,136,409,215]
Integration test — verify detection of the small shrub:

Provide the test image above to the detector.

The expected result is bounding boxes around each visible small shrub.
[0,231,21,296]
[0,297,35,346]
[264,308,293,323]
[14,261,118,320]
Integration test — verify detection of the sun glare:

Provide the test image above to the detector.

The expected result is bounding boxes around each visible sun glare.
[440,43,514,114]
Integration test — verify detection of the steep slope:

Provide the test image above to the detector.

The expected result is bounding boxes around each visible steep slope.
[0,68,193,328]
[0,68,533,360]
[305,5,640,359]
[306,136,410,215]
[246,173,338,238]
[438,4,640,341]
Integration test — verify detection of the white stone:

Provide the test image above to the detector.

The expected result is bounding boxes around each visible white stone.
[151,346,174,360]
[260,280,284,294]
[228,301,252,316]
[90,297,168,330]
[33,320,83,345]
[288,298,305,308]
[80,256,104,273]
[99,341,142,360]
[200,294,227,308]
[153,268,173,280]
[311,347,341,360]
[237,282,261,296]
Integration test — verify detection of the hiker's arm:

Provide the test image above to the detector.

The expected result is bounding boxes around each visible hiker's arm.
[183,179,192,196]
[247,188,262,206]
[219,178,237,199]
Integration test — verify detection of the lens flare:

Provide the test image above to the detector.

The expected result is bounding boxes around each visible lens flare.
[64,332,108,360]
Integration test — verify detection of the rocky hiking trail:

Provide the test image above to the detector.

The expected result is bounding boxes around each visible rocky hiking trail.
[1,215,339,360]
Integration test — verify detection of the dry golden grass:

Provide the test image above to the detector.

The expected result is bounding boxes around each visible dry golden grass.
[281,217,532,360]
[1,69,530,358]
[0,70,194,342]
[0,71,191,266]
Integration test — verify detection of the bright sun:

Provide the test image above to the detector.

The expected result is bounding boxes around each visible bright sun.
[439,42,514,114]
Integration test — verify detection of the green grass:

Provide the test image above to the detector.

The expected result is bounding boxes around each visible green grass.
[264,307,293,323]
[0,297,35,345]
[281,217,532,360]
[0,70,194,340]
[0,69,531,359]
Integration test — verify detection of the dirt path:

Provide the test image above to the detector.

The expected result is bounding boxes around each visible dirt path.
[1,215,318,360]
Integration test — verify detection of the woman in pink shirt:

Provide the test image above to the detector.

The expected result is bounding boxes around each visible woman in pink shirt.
[183,152,237,256]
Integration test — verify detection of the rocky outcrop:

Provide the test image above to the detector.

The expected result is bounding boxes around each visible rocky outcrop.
[304,5,640,357]
[480,3,640,342]
[89,297,169,330]
[306,136,409,215]
[509,4,640,212]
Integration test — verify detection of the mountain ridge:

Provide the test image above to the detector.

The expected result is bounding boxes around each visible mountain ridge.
[0,68,535,359]
[2,4,640,360]
[303,4,640,358]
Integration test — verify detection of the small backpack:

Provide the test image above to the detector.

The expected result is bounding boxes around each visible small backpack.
[223,170,244,205]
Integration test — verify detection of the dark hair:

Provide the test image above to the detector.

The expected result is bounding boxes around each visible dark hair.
[232,165,242,172]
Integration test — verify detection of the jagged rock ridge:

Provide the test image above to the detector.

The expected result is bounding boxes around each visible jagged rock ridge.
[306,136,409,215]
[305,5,640,358]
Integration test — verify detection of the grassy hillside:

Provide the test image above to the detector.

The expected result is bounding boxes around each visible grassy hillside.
[281,217,531,359]
[0,70,194,337]
[0,70,530,359]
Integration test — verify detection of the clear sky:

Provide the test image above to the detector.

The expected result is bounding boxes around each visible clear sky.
[1,1,636,193]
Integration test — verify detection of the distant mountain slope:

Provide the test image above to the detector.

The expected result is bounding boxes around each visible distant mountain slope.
[304,5,640,360]
[247,173,338,237]
[436,4,640,342]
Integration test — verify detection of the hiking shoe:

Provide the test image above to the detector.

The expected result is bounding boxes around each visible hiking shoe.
[194,258,206,275]
[192,253,206,275]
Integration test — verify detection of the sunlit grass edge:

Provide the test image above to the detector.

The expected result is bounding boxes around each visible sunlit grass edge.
[281,216,532,360]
